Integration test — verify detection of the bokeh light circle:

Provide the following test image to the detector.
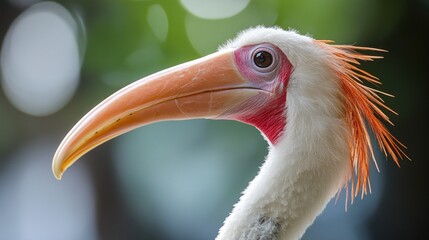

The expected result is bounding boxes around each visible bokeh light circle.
[147,4,169,42]
[180,0,250,19]
[185,3,278,55]
[1,2,82,116]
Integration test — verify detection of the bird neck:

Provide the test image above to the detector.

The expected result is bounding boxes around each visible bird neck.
[216,113,350,240]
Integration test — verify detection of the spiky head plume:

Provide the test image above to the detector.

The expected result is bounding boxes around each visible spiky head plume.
[316,40,409,202]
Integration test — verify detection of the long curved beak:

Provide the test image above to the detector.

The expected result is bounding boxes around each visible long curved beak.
[53,50,262,179]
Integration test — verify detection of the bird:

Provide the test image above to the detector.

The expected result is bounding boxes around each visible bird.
[52,26,407,239]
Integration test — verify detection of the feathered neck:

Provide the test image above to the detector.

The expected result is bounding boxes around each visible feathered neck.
[217,96,351,239]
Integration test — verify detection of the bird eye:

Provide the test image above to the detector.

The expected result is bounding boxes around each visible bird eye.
[253,51,273,68]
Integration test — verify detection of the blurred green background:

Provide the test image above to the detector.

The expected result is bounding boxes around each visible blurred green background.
[0,0,427,239]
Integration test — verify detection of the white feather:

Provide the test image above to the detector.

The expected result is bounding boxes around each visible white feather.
[216,26,350,240]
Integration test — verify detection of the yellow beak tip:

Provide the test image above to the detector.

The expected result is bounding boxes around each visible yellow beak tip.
[52,162,64,180]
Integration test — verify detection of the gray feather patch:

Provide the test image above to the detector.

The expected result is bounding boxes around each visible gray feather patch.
[239,216,281,240]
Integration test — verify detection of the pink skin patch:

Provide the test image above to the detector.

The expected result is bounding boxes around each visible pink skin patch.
[222,43,293,145]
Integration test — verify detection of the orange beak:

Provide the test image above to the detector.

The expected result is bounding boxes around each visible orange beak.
[52,50,266,179]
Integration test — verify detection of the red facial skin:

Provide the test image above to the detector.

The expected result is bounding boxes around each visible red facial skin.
[223,44,293,145]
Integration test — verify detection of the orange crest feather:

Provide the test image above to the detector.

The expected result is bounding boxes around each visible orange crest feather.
[316,40,409,202]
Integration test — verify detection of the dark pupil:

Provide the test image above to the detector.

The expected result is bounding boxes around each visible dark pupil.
[254,51,273,68]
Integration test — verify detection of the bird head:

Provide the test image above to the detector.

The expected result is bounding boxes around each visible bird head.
[52,26,406,200]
